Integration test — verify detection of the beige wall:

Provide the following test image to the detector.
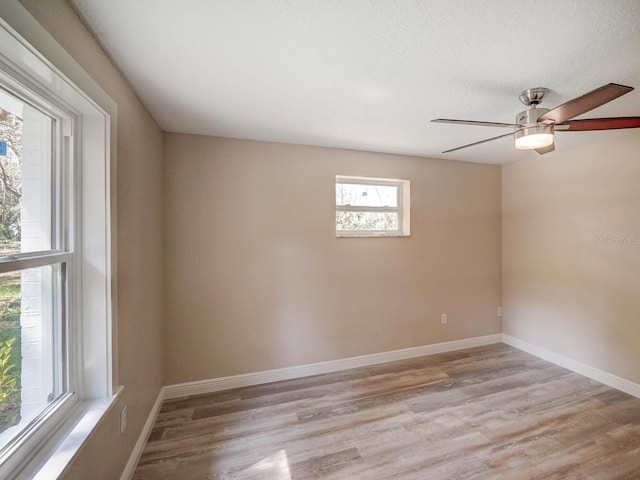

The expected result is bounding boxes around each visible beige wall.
[503,132,640,384]
[163,133,502,384]
[17,1,165,479]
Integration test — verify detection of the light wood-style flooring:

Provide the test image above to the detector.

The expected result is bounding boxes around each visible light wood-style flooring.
[133,344,640,479]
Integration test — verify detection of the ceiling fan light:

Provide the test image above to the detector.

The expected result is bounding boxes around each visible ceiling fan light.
[514,125,554,150]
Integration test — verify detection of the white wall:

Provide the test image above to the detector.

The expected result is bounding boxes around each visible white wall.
[20,104,52,421]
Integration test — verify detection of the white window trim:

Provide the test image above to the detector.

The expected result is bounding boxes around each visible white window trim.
[0,2,117,479]
[336,175,411,237]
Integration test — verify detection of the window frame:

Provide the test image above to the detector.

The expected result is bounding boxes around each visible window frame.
[335,175,410,237]
[0,83,76,475]
[0,4,116,479]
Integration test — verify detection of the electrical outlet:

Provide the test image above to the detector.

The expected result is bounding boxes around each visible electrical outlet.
[120,406,127,434]
[441,313,448,324]
[497,306,503,317]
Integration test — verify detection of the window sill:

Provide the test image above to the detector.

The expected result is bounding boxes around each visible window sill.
[336,233,411,238]
[16,387,122,480]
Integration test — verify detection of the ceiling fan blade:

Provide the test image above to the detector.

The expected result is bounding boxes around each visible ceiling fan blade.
[442,132,514,153]
[538,83,634,125]
[555,117,640,131]
[432,119,521,128]
[535,142,555,155]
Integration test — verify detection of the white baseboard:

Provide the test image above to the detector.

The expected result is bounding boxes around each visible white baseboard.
[502,334,640,399]
[163,334,502,400]
[119,389,165,480]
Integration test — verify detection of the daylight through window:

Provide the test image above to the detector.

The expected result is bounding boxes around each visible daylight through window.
[336,176,410,236]
[0,87,72,460]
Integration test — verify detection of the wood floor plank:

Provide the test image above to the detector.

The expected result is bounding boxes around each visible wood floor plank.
[133,344,640,479]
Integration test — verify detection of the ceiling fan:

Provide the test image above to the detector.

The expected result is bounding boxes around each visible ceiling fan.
[432,83,640,155]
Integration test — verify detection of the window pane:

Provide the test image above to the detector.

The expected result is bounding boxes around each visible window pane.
[0,264,64,453]
[0,89,53,256]
[336,183,398,207]
[336,211,399,231]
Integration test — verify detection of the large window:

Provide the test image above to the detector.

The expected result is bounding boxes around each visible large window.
[0,7,114,479]
[0,87,72,461]
[336,175,410,237]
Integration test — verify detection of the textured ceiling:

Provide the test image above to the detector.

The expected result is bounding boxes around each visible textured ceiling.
[69,0,640,164]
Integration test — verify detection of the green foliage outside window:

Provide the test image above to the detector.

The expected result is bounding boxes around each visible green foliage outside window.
[336,211,397,231]
[0,337,20,432]
[0,106,23,433]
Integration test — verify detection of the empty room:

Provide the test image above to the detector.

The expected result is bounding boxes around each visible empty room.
[0,1,639,479]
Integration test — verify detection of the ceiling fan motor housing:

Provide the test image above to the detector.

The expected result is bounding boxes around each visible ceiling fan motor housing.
[516,107,550,127]
[514,107,554,149]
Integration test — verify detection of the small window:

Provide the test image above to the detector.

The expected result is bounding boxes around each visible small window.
[336,176,410,237]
